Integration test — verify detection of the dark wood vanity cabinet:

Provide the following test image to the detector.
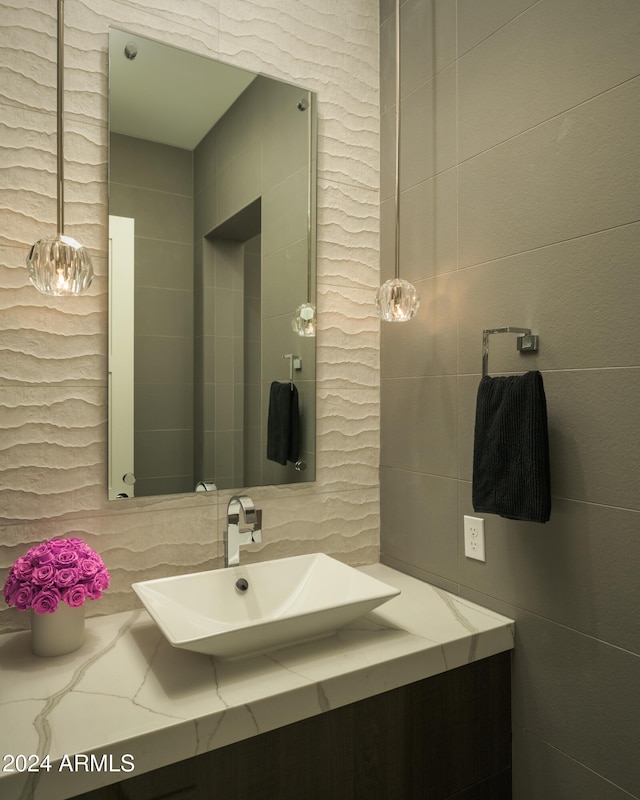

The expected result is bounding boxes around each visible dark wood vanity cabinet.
[72,651,511,800]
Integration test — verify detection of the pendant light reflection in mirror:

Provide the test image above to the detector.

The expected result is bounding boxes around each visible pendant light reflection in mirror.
[292,93,316,337]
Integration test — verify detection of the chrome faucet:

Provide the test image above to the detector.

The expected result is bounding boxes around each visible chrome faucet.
[225,495,262,567]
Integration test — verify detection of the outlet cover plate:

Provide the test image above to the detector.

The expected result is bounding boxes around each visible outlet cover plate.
[464,515,486,562]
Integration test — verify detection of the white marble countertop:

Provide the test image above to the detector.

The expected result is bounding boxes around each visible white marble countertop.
[0,564,514,800]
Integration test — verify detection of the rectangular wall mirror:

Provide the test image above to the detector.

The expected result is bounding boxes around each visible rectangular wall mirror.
[108,28,317,500]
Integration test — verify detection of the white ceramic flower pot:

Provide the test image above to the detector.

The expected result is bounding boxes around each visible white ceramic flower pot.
[31,603,85,657]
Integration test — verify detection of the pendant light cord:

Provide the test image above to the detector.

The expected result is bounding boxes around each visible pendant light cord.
[307,91,312,304]
[394,0,401,282]
[56,0,65,235]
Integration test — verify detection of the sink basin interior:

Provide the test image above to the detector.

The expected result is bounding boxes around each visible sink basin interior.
[132,553,400,659]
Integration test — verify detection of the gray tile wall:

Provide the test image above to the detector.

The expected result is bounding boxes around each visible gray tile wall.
[194,75,316,486]
[244,234,262,486]
[379,1,640,797]
[110,133,195,496]
[194,237,245,489]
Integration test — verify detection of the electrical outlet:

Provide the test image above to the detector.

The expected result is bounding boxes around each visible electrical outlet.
[464,515,486,562]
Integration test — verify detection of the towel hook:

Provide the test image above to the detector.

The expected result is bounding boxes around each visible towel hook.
[482,327,538,377]
[282,353,302,385]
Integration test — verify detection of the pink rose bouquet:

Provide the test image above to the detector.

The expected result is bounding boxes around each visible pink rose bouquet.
[3,537,110,614]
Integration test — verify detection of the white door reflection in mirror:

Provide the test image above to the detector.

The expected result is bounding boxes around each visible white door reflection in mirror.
[108,215,135,499]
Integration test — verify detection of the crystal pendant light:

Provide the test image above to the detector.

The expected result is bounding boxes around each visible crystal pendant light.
[292,301,316,337]
[375,277,419,322]
[375,0,420,322]
[27,0,94,296]
[292,92,316,337]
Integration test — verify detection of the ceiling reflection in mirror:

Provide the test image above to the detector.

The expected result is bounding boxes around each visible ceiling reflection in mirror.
[108,29,316,500]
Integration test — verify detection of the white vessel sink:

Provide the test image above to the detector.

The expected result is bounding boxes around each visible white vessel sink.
[132,553,400,659]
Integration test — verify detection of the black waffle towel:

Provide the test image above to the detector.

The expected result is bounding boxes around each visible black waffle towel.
[267,381,300,465]
[472,370,551,523]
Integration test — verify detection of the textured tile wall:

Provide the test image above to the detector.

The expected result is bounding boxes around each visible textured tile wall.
[0,0,380,632]
[379,1,640,798]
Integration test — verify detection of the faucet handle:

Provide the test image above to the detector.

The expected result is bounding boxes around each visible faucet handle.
[251,510,262,543]
[243,505,258,526]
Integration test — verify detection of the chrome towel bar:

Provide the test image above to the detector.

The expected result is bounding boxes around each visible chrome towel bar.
[482,327,538,377]
[282,353,302,385]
